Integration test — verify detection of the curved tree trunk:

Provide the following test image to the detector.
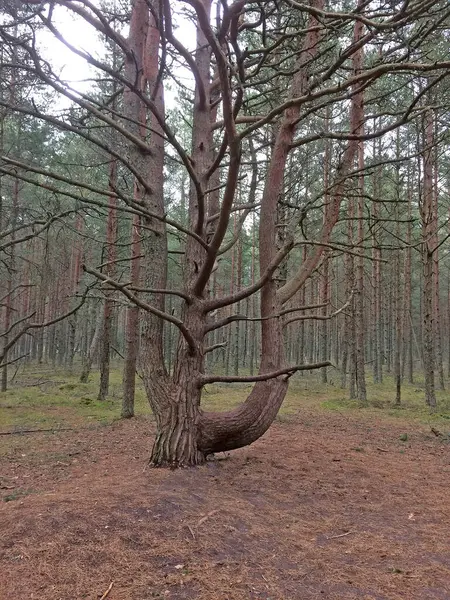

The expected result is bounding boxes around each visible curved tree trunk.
[150,0,323,465]
[199,379,288,454]
[134,0,335,467]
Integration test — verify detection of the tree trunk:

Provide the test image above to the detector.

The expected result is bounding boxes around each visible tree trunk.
[80,304,103,383]
[98,160,117,401]
[150,302,205,465]
[122,214,141,418]
[371,141,383,384]
[432,125,444,390]
[353,6,367,405]
[121,0,168,418]
[421,108,437,410]
[403,175,413,383]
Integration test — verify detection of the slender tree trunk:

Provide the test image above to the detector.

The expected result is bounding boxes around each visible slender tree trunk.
[347,209,356,400]
[122,213,141,417]
[447,271,450,379]
[353,7,367,405]
[432,121,444,390]
[421,108,437,410]
[98,160,117,400]
[403,176,413,383]
[80,304,103,383]
[394,254,402,405]
[1,178,18,391]
[320,253,329,384]
[119,0,169,419]
[392,132,402,405]
[320,117,330,383]
[371,141,383,384]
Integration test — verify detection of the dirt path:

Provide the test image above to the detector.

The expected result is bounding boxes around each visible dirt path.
[1,411,449,600]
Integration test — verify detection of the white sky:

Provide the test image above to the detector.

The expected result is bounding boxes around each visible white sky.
[36,4,196,108]
[38,6,101,97]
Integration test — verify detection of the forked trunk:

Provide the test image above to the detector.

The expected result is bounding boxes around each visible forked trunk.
[149,315,205,466]
[150,381,204,467]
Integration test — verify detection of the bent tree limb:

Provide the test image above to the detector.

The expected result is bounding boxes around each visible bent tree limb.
[200,361,332,385]
[0,287,92,367]
[82,264,196,354]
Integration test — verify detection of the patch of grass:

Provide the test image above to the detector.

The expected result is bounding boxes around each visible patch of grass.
[3,488,36,502]
[0,365,151,432]
[1,365,450,435]
[296,374,450,426]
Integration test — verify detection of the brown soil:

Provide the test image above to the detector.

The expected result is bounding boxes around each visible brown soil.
[0,411,449,600]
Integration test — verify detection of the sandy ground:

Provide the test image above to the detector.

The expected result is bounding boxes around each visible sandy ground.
[1,410,449,600]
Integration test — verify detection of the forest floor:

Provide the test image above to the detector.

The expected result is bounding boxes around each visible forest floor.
[1,368,450,600]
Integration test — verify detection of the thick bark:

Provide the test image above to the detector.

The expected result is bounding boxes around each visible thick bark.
[138,0,168,393]
[121,1,148,411]
[199,379,288,454]
[150,302,204,465]
[193,2,324,457]
[149,0,326,464]
[149,0,214,465]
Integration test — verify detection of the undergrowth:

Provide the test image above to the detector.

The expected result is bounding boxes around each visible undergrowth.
[1,364,449,435]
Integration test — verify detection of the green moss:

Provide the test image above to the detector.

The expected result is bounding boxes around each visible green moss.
[1,366,450,434]
[3,489,36,502]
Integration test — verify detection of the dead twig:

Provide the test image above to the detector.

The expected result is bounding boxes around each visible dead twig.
[99,582,114,600]
[431,427,443,437]
[326,530,355,540]
[0,427,75,436]
[197,510,219,526]
[18,379,54,388]
[376,447,389,452]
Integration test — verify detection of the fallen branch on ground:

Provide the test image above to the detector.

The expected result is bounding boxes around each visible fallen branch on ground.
[431,427,443,437]
[0,427,76,436]
[197,510,219,526]
[99,582,114,600]
[326,531,355,540]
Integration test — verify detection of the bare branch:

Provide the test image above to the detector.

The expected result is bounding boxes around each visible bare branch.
[204,341,227,354]
[83,265,196,353]
[0,287,92,366]
[200,361,332,385]
[284,292,355,326]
